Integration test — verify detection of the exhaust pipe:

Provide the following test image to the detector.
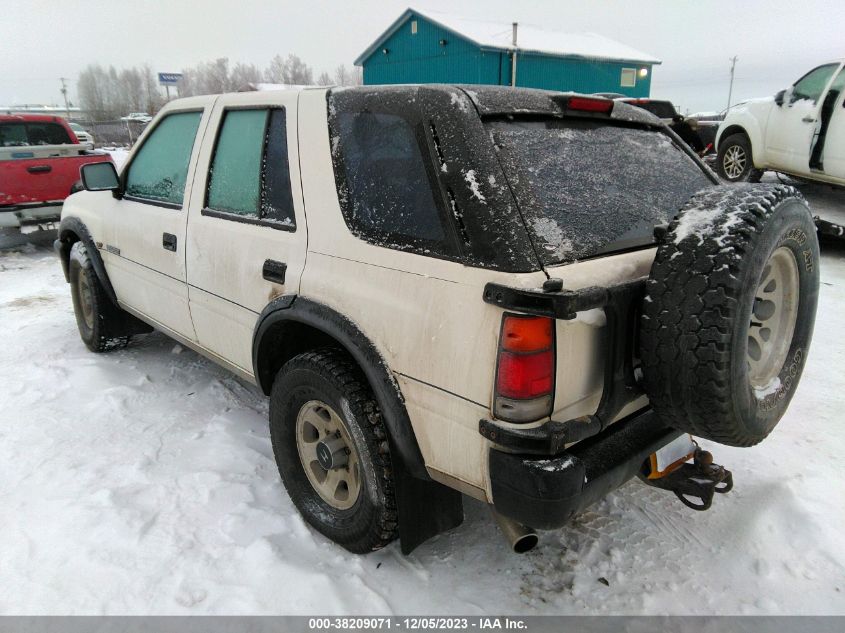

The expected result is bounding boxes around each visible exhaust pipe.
[492,510,538,553]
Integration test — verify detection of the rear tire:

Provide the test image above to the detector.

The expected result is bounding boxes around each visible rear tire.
[717,133,763,182]
[269,348,398,553]
[68,241,130,352]
[640,185,819,446]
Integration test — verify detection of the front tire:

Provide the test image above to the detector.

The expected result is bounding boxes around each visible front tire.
[68,241,130,352]
[269,348,398,553]
[717,133,763,182]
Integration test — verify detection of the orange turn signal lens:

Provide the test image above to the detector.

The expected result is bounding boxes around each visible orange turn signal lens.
[501,316,554,352]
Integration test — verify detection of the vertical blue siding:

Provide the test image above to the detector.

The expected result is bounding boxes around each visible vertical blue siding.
[362,13,500,85]
[515,53,652,97]
[361,13,654,97]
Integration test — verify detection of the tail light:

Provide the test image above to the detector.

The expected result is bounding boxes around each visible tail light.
[494,315,555,423]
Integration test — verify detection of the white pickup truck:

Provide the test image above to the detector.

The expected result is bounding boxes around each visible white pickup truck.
[716,60,845,185]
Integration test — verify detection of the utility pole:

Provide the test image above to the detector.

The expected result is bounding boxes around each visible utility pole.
[726,56,738,114]
[59,77,70,119]
[511,22,518,87]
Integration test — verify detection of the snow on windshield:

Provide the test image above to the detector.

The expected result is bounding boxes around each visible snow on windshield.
[488,119,712,264]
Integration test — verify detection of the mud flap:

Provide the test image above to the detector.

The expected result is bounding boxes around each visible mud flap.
[815,216,845,243]
[639,448,733,511]
[392,449,463,554]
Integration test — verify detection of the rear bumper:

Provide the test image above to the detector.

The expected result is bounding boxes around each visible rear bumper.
[488,408,681,529]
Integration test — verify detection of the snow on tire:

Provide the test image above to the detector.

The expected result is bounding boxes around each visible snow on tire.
[640,184,820,446]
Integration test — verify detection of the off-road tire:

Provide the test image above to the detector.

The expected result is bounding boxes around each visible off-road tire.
[717,133,764,183]
[640,184,819,446]
[269,348,398,553]
[68,241,131,352]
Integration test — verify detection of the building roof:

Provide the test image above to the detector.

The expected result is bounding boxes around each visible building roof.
[1,104,81,115]
[237,82,313,92]
[354,7,661,66]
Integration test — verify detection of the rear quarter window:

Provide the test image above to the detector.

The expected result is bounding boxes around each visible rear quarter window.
[329,107,451,255]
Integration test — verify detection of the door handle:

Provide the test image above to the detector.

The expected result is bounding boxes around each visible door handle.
[802,116,817,123]
[26,165,51,173]
[262,259,287,285]
[162,233,177,252]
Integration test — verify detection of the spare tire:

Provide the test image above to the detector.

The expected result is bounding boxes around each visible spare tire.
[640,184,819,446]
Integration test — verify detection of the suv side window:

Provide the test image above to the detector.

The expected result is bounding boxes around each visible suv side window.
[791,64,839,104]
[204,108,296,228]
[125,111,202,206]
[331,111,447,249]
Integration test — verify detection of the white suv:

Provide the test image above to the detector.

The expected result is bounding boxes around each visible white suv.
[716,59,845,185]
[55,86,820,554]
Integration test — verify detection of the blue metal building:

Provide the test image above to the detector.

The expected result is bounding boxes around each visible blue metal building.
[354,8,661,97]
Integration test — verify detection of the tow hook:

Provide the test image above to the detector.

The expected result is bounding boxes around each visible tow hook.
[640,448,733,511]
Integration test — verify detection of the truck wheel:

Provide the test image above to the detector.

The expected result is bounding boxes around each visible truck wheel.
[640,185,819,446]
[269,348,398,553]
[717,133,763,182]
[68,241,130,352]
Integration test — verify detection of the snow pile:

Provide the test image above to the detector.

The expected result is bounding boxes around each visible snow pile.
[672,199,751,247]
[463,169,486,204]
[0,246,844,614]
[528,217,573,259]
[414,9,661,63]
[449,91,470,114]
[105,147,130,169]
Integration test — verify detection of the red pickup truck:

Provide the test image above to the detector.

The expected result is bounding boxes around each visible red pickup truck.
[1,114,112,223]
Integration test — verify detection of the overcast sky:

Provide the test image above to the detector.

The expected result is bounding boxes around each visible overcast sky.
[1,0,842,113]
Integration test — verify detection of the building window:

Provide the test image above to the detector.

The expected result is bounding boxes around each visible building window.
[620,68,637,88]
[411,20,417,34]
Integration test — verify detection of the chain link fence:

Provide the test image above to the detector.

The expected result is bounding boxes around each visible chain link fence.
[79,120,148,148]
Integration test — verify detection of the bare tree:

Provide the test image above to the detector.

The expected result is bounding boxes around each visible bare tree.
[176,68,198,98]
[265,54,287,84]
[119,67,145,112]
[333,65,350,86]
[231,62,263,90]
[264,53,314,85]
[286,54,314,85]
[197,58,232,94]
[80,52,340,118]
[142,65,164,113]
[78,65,109,120]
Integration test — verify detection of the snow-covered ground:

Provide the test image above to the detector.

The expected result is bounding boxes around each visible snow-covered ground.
[103,146,130,169]
[1,244,844,615]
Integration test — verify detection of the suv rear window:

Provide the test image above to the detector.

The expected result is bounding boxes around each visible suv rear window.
[0,122,73,146]
[488,119,711,264]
